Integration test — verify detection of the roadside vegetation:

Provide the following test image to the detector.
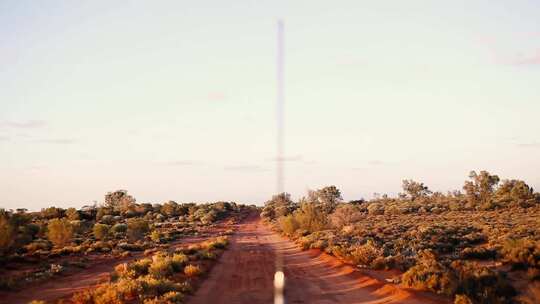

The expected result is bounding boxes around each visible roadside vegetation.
[0,190,251,294]
[262,171,540,304]
[69,236,229,304]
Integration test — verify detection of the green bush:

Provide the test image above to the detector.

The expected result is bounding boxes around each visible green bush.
[93,224,110,240]
[111,223,128,234]
[127,219,149,241]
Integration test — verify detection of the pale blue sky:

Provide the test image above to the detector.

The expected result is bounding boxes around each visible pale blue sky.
[1,1,539,210]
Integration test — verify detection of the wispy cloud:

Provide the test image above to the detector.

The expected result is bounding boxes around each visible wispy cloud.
[0,120,47,129]
[34,138,77,144]
[224,165,268,172]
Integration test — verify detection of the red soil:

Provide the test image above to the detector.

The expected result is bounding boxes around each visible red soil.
[188,214,450,304]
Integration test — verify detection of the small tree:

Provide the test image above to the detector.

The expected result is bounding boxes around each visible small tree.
[463,171,500,208]
[402,179,432,201]
[104,190,135,213]
[307,186,342,213]
[261,192,295,221]
[93,223,110,240]
[47,218,74,247]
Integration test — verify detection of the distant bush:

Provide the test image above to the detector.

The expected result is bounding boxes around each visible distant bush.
[501,239,540,269]
[47,218,74,247]
[93,224,110,240]
[66,207,80,220]
[111,223,128,234]
[329,204,362,229]
[127,218,149,241]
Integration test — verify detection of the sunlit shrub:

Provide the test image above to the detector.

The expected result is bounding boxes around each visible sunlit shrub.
[278,215,299,236]
[184,264,202,277]
[401,250,458,296]
[46,218,74,247]
[348,240,383,266]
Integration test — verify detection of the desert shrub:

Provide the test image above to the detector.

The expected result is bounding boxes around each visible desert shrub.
[162,291,184,303]
[25,239,52,252]
[100,214,115,225]
[150,230,162,243]
[184,264,202,277]
[137,275,180,297]
[201,211,217,225]
[329,204,362,229]
[278,214,299,235]
[197,249,216,260]
[294,203,327,233]
[203,236,228,250]
[501,239,540,269]
[130,258,153,276]
[111,223,128,234]
[366,203,385,215]
[0,210,32,254]
[401,250,458,296]
[72,283,124,304]
[127,218,149,241]
[452,261,516,304]
[149,254,174,278]
[47,218,74,247]
[117,242,143,251]
[460,247,497,260]
[93,224,110,240]
[113,263,135,280]
[171,253,189,271]
[66,207,80,220]
[348,240,383,266]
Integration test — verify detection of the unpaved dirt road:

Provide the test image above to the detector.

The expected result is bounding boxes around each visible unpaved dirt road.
[189,214,449,304]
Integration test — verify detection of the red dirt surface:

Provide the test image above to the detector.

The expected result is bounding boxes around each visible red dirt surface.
[188,214,450,304]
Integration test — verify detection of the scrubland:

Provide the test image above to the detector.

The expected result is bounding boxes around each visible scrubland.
[262,171,540,304]
[0,190,253,303]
